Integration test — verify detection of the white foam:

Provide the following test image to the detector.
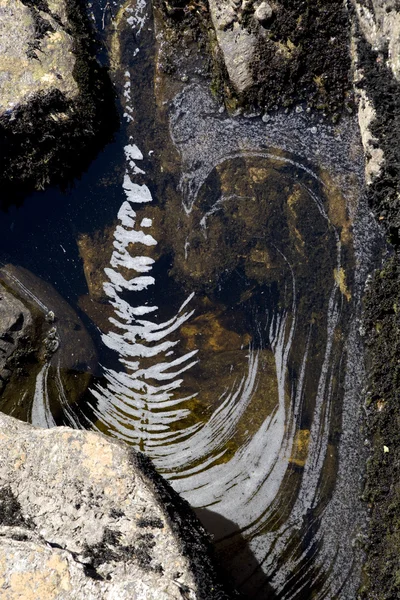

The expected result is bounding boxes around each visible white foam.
[124,144,144,161]
[103,269,155,292]
[111,253,154,273]
[31,364,57,429]
[123,177,153,204]
[114,225,157,247]
[117,201,136,228]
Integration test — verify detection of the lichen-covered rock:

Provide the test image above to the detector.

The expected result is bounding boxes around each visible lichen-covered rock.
[0,0,78,115]
[0,413,234,600]
[0,0,117,202]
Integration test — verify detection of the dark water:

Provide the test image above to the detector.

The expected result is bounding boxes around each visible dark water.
[0,0,384,598]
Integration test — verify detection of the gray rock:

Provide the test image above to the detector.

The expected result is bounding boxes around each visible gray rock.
[254,1,273,24]
[0,284,32,386]
[0,0,78,117]
[0,413,234,600]
[209,0,257,93]
[0,0,116,197]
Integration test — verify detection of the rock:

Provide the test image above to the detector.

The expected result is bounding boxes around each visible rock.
[357,89,384,184]
[208,0,256,93]
[254,1,273,24]
[0,0,117,202]
[352,0,400,81]
[0,264,98,425]
[198,0,353,112]
[0,413,235,599]
[351,0,400,240]
[0,0,78,116]
[215,1,236,30]
[0,284,33,392]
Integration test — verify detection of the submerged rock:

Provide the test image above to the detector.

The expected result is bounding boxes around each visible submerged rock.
[0,0,117,203]
[0,264,98,425]
[0,284,33,394]
[0,413,235,599]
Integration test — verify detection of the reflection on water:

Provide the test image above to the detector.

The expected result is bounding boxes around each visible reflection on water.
[0,0,383,598]
[80,135,360,599]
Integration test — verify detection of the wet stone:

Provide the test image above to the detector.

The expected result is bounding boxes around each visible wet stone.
[0,413,234,599]
[0,265,98,427]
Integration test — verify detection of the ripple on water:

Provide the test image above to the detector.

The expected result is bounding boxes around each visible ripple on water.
[68,87,375,597]
[8,5,379,593]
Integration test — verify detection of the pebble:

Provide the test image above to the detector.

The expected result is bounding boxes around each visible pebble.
[254,1,273,23]
[47,327,57,340]
[310,126,317,134]
[262,113,270,123]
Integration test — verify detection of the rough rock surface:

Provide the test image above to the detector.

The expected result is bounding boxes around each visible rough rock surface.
[156,0,354,117]
[0,0,117,202]
[0,0,78,116]
[356,88,384,184]
[361,257,400,600]
[208,0,256,93]
[351,2,400,598]
[0,413,235,599]
[352,0,400,243]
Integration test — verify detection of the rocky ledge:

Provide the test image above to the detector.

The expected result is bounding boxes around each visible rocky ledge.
[0,412,235,600]
[0,0,117,203]
[155,0,354,118]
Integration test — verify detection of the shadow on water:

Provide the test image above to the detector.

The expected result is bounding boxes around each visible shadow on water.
[195,508,277,599]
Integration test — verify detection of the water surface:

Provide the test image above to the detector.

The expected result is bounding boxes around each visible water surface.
[0,1,383,598]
